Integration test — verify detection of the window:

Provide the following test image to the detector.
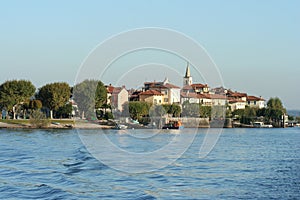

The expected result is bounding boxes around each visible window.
[254,101,256,105]
[159,100,161,103]
[164,98,168,102]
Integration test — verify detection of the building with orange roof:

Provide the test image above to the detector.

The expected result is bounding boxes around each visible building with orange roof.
[143,78,180,104]
[247,95,265,109]
[139,90,164,105]
[106,85,128,112]
[228,98,246,111]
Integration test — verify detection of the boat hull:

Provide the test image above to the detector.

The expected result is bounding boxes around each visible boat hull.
[162,125,184,130]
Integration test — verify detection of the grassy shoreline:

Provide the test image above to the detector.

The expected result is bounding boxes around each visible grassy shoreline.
[0,119,112,129]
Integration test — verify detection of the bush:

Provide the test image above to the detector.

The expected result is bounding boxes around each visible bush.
[104,112,114,120]
[30,110,50,128]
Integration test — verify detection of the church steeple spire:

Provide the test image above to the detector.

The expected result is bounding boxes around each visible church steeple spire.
[185,62,191,78]
[183,62,193,86]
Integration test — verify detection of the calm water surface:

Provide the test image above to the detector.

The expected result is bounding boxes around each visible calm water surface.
[0,128,299,199]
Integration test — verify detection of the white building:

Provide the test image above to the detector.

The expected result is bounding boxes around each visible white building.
[110,87,128,112]
[228,99,246,111]
[247,96,265,109]
[143,78,180,104]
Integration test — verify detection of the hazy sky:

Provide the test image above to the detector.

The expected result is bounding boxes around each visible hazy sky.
[0,0,299,109]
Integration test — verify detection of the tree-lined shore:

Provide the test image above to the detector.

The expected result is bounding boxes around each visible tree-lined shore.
[0,80,107,128]
[0,79,298,128]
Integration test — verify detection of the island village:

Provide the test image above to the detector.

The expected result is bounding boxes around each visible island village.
[0,64,296,129]
[95,64,291,129]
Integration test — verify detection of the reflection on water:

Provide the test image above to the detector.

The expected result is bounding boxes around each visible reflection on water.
[0,128,299,199]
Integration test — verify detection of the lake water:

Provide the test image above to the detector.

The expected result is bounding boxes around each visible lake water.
[0,128,299,199]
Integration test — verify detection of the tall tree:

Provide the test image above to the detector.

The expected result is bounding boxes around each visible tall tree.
[266,97,286,126]
[267,97,286,111]
[162,104,181,117]
[55,103,73,119]
[199,106,211,118]
[95,81,107,109]
[29,99,43,110]
[0,80,35,119]
[73,80,107,119]
[122,101,150,121]
[37,82,70,119]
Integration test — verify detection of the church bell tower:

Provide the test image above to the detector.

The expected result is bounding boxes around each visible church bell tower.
[183,62,192,86]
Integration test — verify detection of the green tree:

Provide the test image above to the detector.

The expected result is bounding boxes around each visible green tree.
[256,108,267,117]
[266,97,286,126]
[199,106,211,118]
[95,81,107,109]
[37,82,70,119]
[29,99,43,110]
[242,106,257,124]
[122,101,150,121]
[0,80,35,119]
[162,104,181,117]
[232,107,257,124]
[267,97,285,111]
[56,103,73,118]
[73,80,107,119]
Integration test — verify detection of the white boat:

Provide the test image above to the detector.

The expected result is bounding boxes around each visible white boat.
[115,124,128,130]
[253,122,273,128]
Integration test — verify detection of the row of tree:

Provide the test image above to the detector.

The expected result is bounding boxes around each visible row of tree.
[0,79,183,121]
[231,97,287,126]
[0,79,107,120]
[122,97,287,127]
[0,80,289,126]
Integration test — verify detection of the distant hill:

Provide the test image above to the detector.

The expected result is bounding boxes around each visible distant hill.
[287,110,300,117]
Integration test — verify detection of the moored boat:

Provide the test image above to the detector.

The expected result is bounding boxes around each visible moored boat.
[253,122,273,128]
[162,120,184,129]
[114,124,128,130]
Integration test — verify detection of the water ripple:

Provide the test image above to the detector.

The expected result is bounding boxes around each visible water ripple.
[0,128,299,199]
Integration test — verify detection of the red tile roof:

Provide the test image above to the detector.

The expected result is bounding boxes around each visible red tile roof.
[112,87,124,94]
[181,93,227,100]
[144,81,180,89]
[247,96,265,101]
[229,99,246,103]
[197,94,209,99]
[191,83,208,88]
[204,94,227,99]
[163,83,180,89]
[227,90,247,98]
[106,85,114,93]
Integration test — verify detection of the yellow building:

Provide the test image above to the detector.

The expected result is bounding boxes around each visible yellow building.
[139,90,164,105]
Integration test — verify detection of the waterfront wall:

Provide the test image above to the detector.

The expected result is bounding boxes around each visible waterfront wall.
[167,117,210,128]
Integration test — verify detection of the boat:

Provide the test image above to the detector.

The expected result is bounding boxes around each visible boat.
[114,124,128,130]
[253,122,273,128]
[162,120,184,130]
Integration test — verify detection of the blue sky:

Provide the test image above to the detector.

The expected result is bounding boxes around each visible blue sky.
[0,0,299,109]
